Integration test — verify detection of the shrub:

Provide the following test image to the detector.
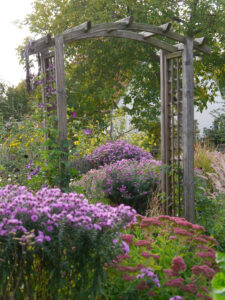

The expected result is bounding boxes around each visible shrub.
[70,168,107,200]
[104,215,218,300]
[86,140,153,168]
[0,185,136,299]
[101,159,161,214]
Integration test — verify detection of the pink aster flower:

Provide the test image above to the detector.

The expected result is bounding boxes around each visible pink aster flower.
[174,228,193,236]
[192,265,216,279]
[148,290,156,297]
[171,257,187,274]
[165,277,184,287]
[196,251,215,260]
[169,297,183,300]
[135,240,151,247]
[122,234,134,246]
[181,283,197,293]
[123,273,135,281]
[140,251,151,258]
[135,281,149,290]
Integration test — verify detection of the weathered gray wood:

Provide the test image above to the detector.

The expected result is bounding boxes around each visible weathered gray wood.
[176,40,211,54]
[166,51,182,59]
[26,20,211,55]
[182,36,195,222]
[115,16,133,25]
[194,37,205,45]
[160,50,172,214]
[40,51,48,142]
[64,29,177,52]
[140,22,172,38]
[55,35,67,147]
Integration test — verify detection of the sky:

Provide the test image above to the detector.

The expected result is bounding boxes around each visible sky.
[0,0,32,86]
[0,0,223,133]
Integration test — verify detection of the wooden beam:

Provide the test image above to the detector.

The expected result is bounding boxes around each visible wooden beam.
[25,20,210,55]
[55,34,68,176]
[182,36,195,223]
[63,29,177,52]
[115,16,133,25]
[176,40,211,55]
[139,22,172,39]
[166,51,182,59]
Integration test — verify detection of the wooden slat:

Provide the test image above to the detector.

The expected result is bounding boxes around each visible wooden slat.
[166,51,182,59]
[176,58,182,217]
[55,35,67,145]
[182,37,195,222]
[160,50,167,214]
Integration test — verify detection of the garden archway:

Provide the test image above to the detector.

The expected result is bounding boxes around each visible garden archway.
[23,16,211,222]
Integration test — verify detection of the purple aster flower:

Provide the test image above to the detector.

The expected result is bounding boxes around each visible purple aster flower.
[84,129,92,135]
[72,111,77,118]
[31,215,38,222]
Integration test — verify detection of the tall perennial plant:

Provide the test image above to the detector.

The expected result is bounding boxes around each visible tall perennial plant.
[104,215,218,300]
[0,185,136,299]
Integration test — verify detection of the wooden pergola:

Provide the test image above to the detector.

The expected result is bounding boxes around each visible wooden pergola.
[24,16,211,222]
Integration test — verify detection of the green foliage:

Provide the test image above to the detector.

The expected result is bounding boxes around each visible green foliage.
[22,0,225,133]
[0,81,31,122]
[212,252,225,300]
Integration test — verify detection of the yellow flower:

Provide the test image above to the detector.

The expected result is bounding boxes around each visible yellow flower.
[74,141,79,145]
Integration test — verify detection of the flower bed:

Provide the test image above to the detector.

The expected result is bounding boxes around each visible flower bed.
[0,185,136,298]
[104,215,218,300]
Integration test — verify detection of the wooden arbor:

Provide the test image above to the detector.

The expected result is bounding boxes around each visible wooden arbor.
[24,16,211,222]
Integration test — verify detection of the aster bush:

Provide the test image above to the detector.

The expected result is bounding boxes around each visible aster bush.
[86,140,153,168]
[101,159,161,214]
[104,215,218,300]
[0,185,136,299]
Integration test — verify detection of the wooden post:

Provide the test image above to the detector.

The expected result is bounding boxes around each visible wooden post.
[182,37,195,222]
[55,35,68,186]
[160,50,168,214]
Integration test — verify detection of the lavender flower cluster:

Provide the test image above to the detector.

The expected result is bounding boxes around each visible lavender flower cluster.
[86,140,153,168]
[0,185,136,244]
[100,159,161,213]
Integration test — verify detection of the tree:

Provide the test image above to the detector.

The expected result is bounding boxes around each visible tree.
[22,0,225,133]
[203,112,225,147]
[0,81,31,122]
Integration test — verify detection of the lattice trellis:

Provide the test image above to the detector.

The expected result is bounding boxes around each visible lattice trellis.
[24,16,211,222]
[161,51,183,216]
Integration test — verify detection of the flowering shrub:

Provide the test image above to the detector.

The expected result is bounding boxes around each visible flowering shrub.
[104,215,218,299]
[70,168,107,200]
[101,159,161,213]
[0,185,136,298]
[86,140,153,168]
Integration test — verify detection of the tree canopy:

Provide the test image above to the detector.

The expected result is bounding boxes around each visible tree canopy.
[22,0,225,132]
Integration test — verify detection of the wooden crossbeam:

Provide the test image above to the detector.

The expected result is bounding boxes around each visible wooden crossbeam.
[115,16,133,25]
[68,29,177,52]
[24,17,211,56]
[139,22,172,38]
